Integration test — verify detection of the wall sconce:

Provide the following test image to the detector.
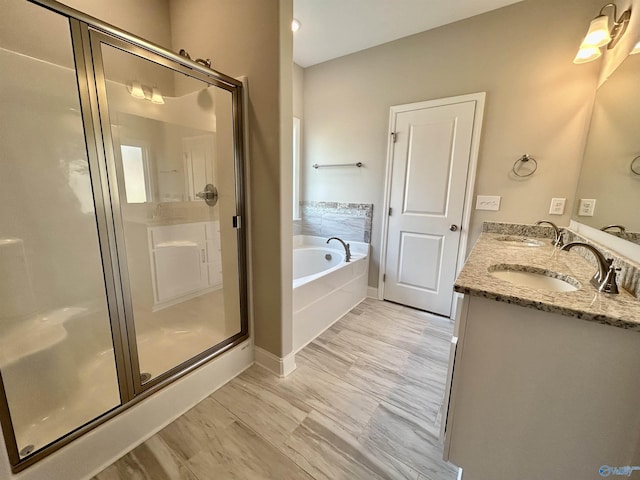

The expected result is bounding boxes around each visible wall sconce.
[574,3,632,64]
[631,41,640,55]
[127,82,164,104]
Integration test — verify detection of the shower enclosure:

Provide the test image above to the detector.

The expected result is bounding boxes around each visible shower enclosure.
[0,0,248,471]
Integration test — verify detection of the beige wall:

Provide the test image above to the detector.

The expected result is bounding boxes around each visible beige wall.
[302,0,602,288]
[293,63,305,119]
[60,0,173,47]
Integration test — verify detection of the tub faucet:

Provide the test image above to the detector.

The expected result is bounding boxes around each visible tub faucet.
[327,237,351,262]
[561,242,619,294]
[535,220,564,247]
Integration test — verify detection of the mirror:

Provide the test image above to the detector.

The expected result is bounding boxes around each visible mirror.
[111,111,216,204]
[572,52,640,245]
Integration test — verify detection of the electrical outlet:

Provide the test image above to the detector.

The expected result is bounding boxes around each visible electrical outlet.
[476,195,501,211]
[549,198,566,215]
[578,198,596,216]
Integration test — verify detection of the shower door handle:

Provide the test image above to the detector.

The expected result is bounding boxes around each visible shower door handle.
[196,184,218,207]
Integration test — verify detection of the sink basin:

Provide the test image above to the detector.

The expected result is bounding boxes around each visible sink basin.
[488,264,580,292]
[494,236,544,247]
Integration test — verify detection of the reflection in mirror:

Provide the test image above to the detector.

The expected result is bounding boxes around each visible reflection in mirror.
[120,144,150,203]
[573,51,640,246]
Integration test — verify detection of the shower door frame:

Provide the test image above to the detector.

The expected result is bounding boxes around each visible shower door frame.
[0,0,249,472]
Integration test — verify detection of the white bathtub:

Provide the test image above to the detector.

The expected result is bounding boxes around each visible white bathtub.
[292,235,369,351]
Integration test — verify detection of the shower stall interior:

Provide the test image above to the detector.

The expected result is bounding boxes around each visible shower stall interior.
[0,0,248,471]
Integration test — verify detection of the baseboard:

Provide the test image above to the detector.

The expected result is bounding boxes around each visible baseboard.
[254,346,297,377]
[366,286,378,298]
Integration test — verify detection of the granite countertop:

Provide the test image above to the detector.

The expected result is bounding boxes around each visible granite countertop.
[454,233,640,331]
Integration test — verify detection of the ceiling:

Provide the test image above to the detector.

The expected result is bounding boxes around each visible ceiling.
[293,0,525,67]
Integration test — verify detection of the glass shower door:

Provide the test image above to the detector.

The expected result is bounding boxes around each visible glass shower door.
[91,35,244,390]
[0,2,121,460]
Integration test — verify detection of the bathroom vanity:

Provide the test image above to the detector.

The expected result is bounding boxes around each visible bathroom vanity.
[443,228,640,480]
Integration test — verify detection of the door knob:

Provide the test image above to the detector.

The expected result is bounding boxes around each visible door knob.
[196,184,218,207]
[450,224,458,231]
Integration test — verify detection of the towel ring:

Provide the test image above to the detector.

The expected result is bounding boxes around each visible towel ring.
[512,154,537,177]
[631,156,640,176]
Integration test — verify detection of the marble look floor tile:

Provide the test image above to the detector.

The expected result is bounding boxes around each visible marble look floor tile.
[339,313,427,353]
[93,435,197,480]
[279,363,381,436]
[295,337,357,376]
[157,397,237,462]
[359,402,458,480]
[95,298,456,480]
[324,328,412,372]
[212,370,309,447]
[186,421,314,480]
[282,410,420,480]
[229,364,379,437]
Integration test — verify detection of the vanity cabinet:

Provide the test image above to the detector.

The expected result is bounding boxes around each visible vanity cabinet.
[443,295,640,480]
[148,221,222,308]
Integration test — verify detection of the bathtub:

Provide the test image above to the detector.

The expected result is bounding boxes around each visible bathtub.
[293,235,369,351]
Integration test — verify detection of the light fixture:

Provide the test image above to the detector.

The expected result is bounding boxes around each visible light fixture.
[129,81,145,99]
[574,3,632,64]
[292,18,301,33]
[632,41,640,55]
[127,82,166,104]
[150,87,165,104]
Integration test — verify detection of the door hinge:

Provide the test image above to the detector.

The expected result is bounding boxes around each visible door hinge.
[391,132,397,143]
[383,274,386,282]
[388,207,392,216]
[232,215,242,229]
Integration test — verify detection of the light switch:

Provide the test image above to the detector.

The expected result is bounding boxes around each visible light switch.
[578,199,596,216]
[476,195,501,211]
[549,198,566,215]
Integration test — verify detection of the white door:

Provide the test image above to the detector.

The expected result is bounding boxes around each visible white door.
[383,98,479,317]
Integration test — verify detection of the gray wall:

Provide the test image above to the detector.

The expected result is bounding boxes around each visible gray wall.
[302,0,603,288]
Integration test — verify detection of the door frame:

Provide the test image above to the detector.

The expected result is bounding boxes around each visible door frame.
[377,92,486,317]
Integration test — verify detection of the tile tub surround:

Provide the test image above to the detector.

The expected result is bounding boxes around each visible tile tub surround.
[93,298,458,480]
[454,232,640,331]
[299,201,373,243]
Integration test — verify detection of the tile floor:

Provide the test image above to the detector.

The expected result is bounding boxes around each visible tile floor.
[93,298,459,480]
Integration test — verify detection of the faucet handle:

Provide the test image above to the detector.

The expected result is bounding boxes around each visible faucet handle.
[599,261,620,294]
[553,231,565,248]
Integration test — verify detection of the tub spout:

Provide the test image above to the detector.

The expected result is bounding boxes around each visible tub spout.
[327,237,351,262]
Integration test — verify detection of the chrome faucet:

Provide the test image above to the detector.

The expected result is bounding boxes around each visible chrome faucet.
[561,242,619,294]
[327,237,351,262]
[600,224,626,233]
[535,220,564,247]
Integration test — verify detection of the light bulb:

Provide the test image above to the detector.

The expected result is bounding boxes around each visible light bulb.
[151,87,165,104]
[573,46,602,64]
[292,19,301,33]
[130,81,145,99]
[580,15,611,48]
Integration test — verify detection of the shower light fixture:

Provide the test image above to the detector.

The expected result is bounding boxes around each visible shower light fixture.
[292,18,301,33]
[127,82,165,104]
[574,3,632,64]
[129,81,145,99]
[151,87,165,104]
